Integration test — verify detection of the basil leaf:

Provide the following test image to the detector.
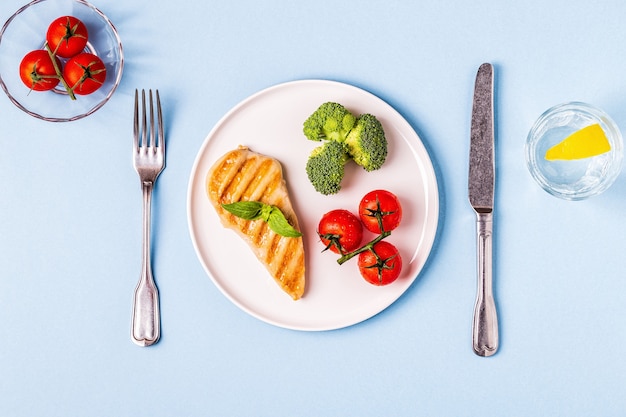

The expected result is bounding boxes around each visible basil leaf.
[221,201,302,238]
[267,207,303,238]
[221,201,263,220]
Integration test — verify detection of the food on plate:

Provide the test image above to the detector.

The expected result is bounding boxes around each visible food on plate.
[46,16,88,58]
[222,201,302,238]
[19,50,61,91]
[357,241,402,286]
[545,123,611,161]
[358,189,402,234]
[318,190,404,286]
[303,102,357,142]
[306,140,350,195]
[206,146,305,300]
[62,53,107,95]
[344,114,388,172]
[303,102,388,195]
[317,209,363,255]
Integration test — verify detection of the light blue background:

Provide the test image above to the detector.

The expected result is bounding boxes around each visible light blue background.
[1,0,626,416]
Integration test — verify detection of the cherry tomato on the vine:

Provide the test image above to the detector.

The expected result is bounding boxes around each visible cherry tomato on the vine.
[357,241,402,286]
[46,16,89,58]
[19,50,61,91]
[318,209,363,255]
[358,189,403,234]
[63,53,107,95]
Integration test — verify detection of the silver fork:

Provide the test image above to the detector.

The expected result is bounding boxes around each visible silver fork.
[131,89,165,347]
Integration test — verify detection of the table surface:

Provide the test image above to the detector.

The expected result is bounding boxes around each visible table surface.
[2,0,626,416]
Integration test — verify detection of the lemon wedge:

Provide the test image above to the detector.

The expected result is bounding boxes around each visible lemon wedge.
[545,123,611,161]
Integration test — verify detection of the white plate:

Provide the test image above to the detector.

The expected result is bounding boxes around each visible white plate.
[187,79,439,331]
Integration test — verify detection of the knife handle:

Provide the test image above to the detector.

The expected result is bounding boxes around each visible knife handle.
[472,212,499,357]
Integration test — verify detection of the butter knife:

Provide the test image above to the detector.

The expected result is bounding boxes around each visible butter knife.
[468,63,499,357]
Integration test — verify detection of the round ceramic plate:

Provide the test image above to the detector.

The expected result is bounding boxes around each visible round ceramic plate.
[187,79,439,331]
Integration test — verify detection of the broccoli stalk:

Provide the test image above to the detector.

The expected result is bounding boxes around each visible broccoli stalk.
[305,141,350,195]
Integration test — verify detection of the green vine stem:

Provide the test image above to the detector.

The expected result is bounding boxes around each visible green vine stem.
[337,230,391,265]
[44,42,76,100]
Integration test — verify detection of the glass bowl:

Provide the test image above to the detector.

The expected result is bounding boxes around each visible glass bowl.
[0,0,123,122]
[525,102,623,200]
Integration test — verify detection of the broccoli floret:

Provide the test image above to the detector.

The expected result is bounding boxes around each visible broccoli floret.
[305,140,350,195]
[302,102,357,142]
[344,113,388,172]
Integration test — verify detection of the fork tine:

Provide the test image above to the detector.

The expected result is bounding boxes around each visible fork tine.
[141,89,147,148]
[133,89,139,150]
[148,90,155,149]
[156,90,164,154]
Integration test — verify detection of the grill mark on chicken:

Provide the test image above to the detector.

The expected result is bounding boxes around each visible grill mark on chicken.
[273,238,294,281]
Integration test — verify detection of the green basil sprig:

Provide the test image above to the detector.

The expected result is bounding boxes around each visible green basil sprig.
[221,201,302,238]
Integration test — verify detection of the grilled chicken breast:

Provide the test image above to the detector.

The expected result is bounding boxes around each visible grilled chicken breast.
[206,146,305,300]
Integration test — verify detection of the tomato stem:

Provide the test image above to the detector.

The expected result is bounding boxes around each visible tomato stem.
[45,42,76,100]
[318,232,347,254]
[337,230,391,265]
[75,61,105,89]
[364,250,399,284]
[363,195,397,233]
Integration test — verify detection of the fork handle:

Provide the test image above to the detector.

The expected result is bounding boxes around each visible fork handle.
[131,182,161,346]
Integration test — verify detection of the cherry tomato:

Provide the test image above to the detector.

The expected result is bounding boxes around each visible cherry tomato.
[358,189,403,234]
[19,50,61,91]
[318,209,363,255]
[358,241,402,286]
[46,16,89,58]
[63,53,107,95]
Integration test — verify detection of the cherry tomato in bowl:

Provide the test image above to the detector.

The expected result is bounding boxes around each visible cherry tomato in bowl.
[318,209,363,255]
[18,50,61,91]
[358,189,403,234]
[63,53,107,95]
[46,16,89,58]
[358,241,403,286]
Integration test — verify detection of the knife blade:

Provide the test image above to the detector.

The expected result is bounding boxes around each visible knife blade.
[468,62,498,357]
